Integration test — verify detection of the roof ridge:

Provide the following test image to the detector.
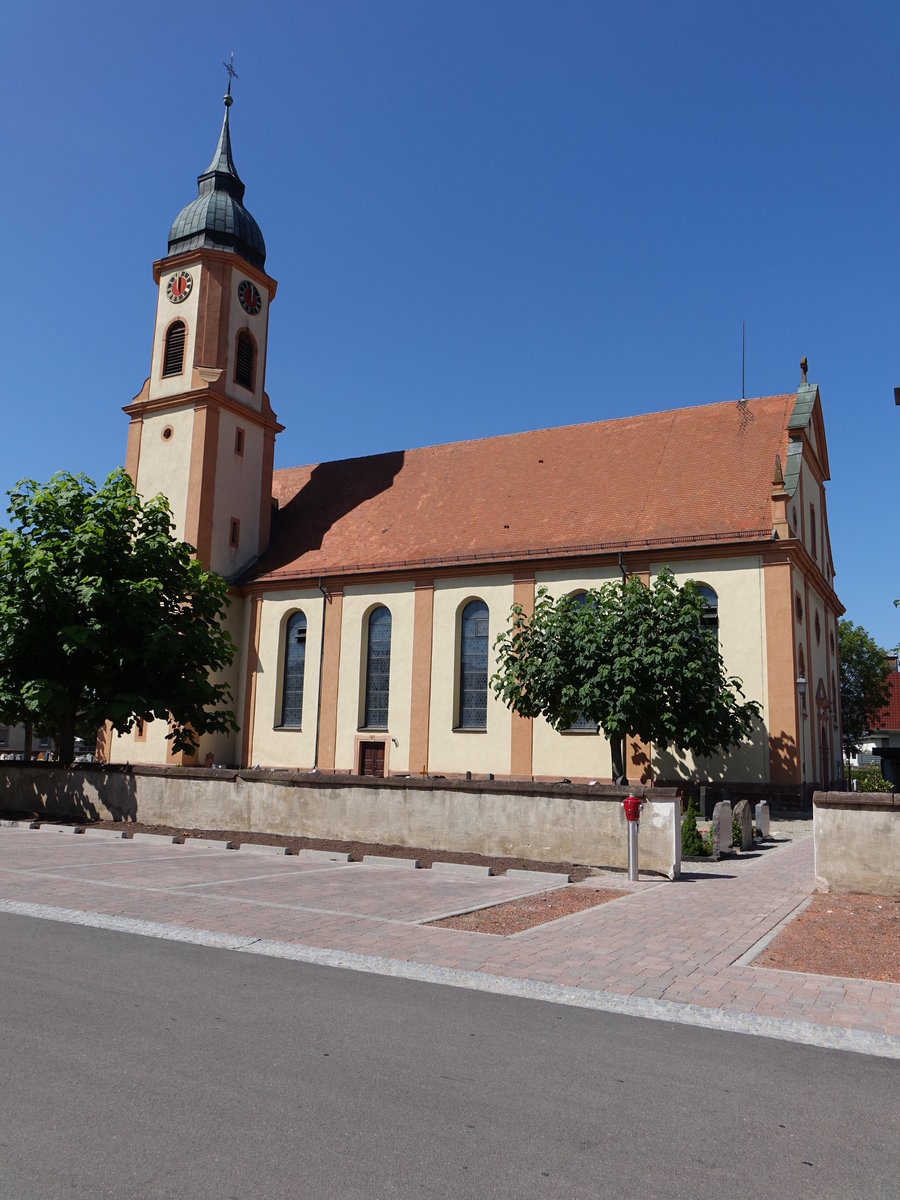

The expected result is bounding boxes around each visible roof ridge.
[273,392,798,476]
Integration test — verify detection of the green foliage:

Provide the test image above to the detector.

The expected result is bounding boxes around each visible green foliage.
[838,619,892,757]
[681,798,707,856]
[0,470,237,764]
[849,764,894,793]
[732,817,742,848]
[491,569,761,782]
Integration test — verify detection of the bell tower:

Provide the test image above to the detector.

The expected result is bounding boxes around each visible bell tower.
[123,77,281,579]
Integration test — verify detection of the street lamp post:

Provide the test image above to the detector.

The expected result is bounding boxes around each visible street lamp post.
[796,675,807,807]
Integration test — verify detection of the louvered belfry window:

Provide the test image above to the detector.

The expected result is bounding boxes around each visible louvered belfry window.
[281,611,307,727]
[458,599,489,729]
[235,332,254,389]
[363,606,392,729]
[162,321,186,377]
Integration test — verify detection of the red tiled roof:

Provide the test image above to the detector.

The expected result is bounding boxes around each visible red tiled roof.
[246,393,796,583]
[871,670,900,732]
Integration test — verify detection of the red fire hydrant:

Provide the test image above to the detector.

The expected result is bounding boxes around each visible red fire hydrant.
[622,794,642,880]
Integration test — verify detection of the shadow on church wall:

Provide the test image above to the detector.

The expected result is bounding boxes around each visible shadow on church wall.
[261,451,406,572]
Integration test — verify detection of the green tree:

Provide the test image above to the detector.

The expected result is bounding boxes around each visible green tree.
[838,618,892,764]
[0,470,237,765]
[491,569,761,784]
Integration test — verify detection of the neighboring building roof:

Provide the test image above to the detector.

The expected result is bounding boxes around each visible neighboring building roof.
[167,95,266,269]
[244,392,797,584]
[871,667,900,733]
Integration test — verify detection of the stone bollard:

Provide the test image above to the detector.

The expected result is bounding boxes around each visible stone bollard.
[733,798,754,850]
[754,800,770,840]
[711,800,732,856]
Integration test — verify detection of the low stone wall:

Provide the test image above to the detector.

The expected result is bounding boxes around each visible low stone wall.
[0,765,682,878]
[813,791,900,896]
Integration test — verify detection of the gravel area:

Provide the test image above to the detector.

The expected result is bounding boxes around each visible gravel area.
[758,892,900,983]
[428,887,624,935]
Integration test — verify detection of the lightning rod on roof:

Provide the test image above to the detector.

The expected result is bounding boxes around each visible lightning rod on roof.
[741,321,746,400]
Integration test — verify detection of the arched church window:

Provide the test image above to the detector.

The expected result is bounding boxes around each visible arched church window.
[162,321,186,377]
[235,331,255,390]
[458,599,489,730]
[566,592,598,732]
[280,611,307,727]
[363,606,392,729]
[696,584,719,637]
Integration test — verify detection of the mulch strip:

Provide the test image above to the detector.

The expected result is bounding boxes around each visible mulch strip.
[428,886,624,935]
[757,893,900,984]
[40,817,597,883]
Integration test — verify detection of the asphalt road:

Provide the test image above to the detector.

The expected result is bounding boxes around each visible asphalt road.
[0,913,896,1200]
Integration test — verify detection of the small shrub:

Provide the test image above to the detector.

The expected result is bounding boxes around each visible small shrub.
[732,817,742,848]
[681,799,708,856]
[851,765,894,793]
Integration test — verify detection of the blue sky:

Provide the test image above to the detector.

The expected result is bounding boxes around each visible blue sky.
[2,1,897,649]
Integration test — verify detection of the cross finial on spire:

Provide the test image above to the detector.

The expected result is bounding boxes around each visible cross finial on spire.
[222,52,238,107]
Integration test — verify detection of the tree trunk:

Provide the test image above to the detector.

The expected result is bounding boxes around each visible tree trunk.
[57,701,78,767]
[23,721,33,762]
[611,734,628,786]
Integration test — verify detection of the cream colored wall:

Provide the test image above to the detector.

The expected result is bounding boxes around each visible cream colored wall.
[334,583,416,773]
[134,407,195,542]
[109,716,171,766]
[531,567,619,779]
[209,412,265,576]
[193,593,246,768]
[250,589,325,769]
[650,557,770,784]
[428,575,514,776]
[148,262,201,401]
[224,264,269,412]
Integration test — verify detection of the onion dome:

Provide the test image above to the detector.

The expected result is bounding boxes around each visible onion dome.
[167,91,266,269]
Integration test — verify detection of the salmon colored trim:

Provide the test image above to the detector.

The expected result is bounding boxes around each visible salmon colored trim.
[183,403,219,565]
[153,248,277,302]
[316,588,344,770]
[241,594,262,766]
[123,389,283,434]
[509,575,535,777]
[408,580,435,776]
[258,425,276,553]
[124,417,143,484]
[764,560,799,786]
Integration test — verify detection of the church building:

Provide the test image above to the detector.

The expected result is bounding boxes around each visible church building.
[107,92,844,801]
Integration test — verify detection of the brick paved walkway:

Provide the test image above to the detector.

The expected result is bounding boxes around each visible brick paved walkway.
[2,825,898,1056]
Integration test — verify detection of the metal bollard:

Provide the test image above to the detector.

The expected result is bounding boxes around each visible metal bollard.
[622,794,643,881]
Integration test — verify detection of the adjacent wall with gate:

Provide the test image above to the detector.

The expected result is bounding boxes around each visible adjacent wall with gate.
[0,766,682,878]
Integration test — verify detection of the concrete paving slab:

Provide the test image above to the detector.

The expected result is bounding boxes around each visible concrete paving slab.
[504,869,570,885]
[430,862,493,878]
[362,855,419,869]
[295,849,352,863]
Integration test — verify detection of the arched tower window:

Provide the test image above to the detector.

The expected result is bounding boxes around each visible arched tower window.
[458,599,489,730]
[280,611,307,727]
[696,584,719,638]
[162,321,186,377]
[363,606,392,729]
[235,331,255,390]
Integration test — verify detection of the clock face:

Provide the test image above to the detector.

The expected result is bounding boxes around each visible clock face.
[238,279,262,315]
[166,271,193,303]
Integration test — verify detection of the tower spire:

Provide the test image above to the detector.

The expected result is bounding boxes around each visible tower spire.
[166,56,266,269]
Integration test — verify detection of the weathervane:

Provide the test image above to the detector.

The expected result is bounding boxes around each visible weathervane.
[223,52,238,106]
